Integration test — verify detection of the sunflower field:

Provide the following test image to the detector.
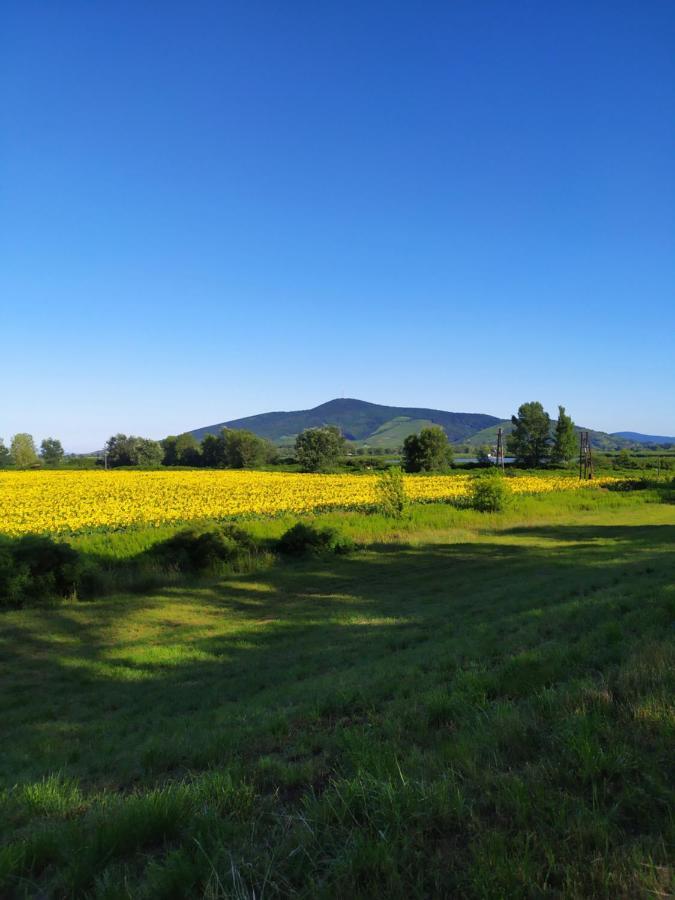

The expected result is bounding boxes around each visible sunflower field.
[0,470,622,536]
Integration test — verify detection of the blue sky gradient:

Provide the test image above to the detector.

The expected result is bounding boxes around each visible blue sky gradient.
[2,1,674,450]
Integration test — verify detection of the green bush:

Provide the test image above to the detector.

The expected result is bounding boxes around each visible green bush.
[0,534,83,606]
[0,540,30,605]
[376,466,407,517]
[277,522,354,556]
[468,473,509,512]
[149,524,259,573]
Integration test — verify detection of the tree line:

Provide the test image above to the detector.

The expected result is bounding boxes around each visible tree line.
[0,402,654,473]
[0,435,65,468]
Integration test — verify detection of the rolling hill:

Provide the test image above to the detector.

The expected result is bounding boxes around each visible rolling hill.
[465,421,637,452]
[611,431,675,445]
[189,397,644,452]
[189,398,501,446]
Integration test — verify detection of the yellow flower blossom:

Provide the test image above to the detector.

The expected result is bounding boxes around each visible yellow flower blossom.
[0,470,622,536]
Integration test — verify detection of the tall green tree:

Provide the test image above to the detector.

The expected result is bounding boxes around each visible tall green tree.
[200,434,222,467]
[402,426,453,473]
[175,433,202,466]
[11,433,39,468]
[0,438,10,468]
[507,402,551,467]
[162,433,202,466]
[104,434,163,467]
[40,438,65,466]
[551,406,577,466]
[105,434,134,466]
[222,429,275,468]
[133,438,164,467]
[295,426,345,472]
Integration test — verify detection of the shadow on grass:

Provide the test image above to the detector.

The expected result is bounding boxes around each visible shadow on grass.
[1,520,674,897]
[2,522,674,783]
[502,522,675,547]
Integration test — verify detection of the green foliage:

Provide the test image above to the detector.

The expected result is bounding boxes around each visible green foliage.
[375,466,407,517]
[614,449,638,469]
[222,429,276,468]
[149,524,260,573]
[40,437,65,466]
[402,425,453,472]
[0,534,82,606]
[551,406,576,466]
[468,472,509,512]
[0,439,10,468]
[476,445,492,467]
[177,429,277,469]
[199,433,221,467]
[277,522,354,555]
[162,433,202,467]
[10,433,39,468]
[295,425,345,472]
[104,434,164,467]
[507,401,551,467]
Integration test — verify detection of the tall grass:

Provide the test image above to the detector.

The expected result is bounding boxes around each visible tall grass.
[0,487,673,896]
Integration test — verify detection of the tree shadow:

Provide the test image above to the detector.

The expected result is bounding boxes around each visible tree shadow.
[1,523,673,788]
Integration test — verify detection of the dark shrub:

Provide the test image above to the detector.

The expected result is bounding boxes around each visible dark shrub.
[149,524,259,573]
[0,535,83,606]
[11,535,82,599]
[0,539,30,606]
[605,479,648,492]
[277,522,354,557]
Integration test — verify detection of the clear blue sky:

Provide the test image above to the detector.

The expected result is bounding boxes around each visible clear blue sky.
[2,1,674,451]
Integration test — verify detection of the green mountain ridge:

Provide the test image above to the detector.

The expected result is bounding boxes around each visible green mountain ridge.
[189,398,642,452]
[611,431,675,445]
[189,399,501,446]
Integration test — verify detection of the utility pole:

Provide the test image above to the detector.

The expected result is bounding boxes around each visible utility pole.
[495,427,505,471]
[579,431,593,480]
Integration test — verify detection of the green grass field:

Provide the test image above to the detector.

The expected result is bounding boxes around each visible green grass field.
[1,488,673,897]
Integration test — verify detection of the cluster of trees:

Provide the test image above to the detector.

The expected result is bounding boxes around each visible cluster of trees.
[507,402,577,467]
[103,429,278,469]
[0,435,65,468]
[200,430,277,468]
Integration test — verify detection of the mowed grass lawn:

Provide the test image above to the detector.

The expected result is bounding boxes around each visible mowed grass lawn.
[1,491,673,898]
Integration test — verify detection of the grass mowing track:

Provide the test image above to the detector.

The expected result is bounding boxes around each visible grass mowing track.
[1,488,673,898]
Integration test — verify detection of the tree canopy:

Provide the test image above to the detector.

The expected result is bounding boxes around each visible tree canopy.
[11,433,39,468]
[0,439,11,468]
[402,426,453,473]
[507,402,551,467]
[40,438,65,466]
[104,434,163,468]
[551,406,577,466]
[162,434,202,467]
[295,426,345,472]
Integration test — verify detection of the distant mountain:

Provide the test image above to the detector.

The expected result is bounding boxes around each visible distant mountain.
[466,421,636,452]
[188,397,646,452]
[189,398,502,446]
[611,431,675,445]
